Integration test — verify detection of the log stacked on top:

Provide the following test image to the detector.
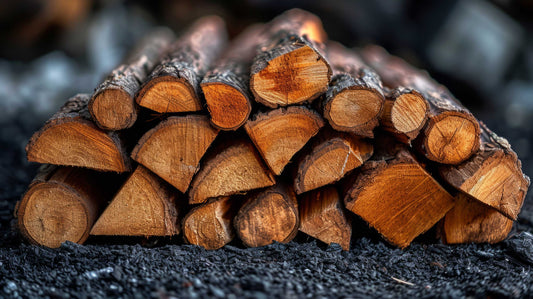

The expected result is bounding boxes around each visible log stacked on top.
[16,9,529,250]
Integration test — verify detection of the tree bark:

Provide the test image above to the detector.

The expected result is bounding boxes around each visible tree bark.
[26,94,132,172]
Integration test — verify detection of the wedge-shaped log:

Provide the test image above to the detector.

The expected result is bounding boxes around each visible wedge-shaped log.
[91,165,180,236]
[182,196,242,250]
[380,87,429,143]
[299,187,351,250]
[294,130,373,194]
[322,42,385,137]
[441,193,514,244]
[235,184,299,247]
[89,28,174,130]
[439,122,530,220]
[250,9,332,108]
[245,106,324,175]
[343,143,455,248]
[136,16,227,113]
[188,139,275,204]
[362,45,480,164]
[201,24,267,130]
[16,165,121,248]
[26,94,131,172]
[131,115,219,193]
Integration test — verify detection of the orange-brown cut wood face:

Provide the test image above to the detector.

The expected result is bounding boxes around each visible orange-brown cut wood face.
[391,92,427,133]
[329,89,382,129]
[202,83,251,130]
[137,76,202,113]
[91,88,136,130]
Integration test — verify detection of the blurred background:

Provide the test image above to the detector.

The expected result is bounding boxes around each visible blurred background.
[1,0,532,215]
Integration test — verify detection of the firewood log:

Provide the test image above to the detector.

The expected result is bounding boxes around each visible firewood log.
[441,193,514,244]
[294,129,373,194]
[201,24,267,130]
[136,16,227,113]
[361,45,480,164]
[16,165,122,248]
[89,28,174,130]
[439,122,530,220]
[298,186,351,250]
[343,136,455,248]
[26,94,132,172]
[188,138,276,204]
[90,165,181,237]
[244,106,324,175]
[182,196,242,250]
[250,8,332,108]
[321,42,385,137]
[131,115,219,193]
[234,184,299,247]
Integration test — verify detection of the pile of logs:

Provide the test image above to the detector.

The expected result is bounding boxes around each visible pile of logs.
[16,9,529,250]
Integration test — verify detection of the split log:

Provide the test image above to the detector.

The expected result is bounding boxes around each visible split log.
[361,45,480,164]
[16,165,121,248]
[321,42,385,137]
[188,138,276,204]
[201,24,267,130]
[380,87,429,143]
[294,129,373,194]
[90,165,181,236]
[89,28,174,130]
[136,16,227,113]
[131,115,219,193]
[441,193,514,244]
[26,94,131,172]
[182,196,242,250]
[250,8,332,108]
[343,138,455,248]
[244,106,324,175]
[299,187,351,250]
[234,184,299,247]
[439,122,530,220]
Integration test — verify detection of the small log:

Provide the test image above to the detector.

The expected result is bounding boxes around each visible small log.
[250,9,332,108]
[26,94,131,172]
[361,45,480,164]
[439,122,530,220]
[131,115,219,193]
[299,186,351,250]
[234,184,299,247]
[136,16,227,113]
[343,139,455,248]
[182,196,242,250]
[321,42,385,137]
[90,165,180,236]
[245,106,324,175]
[188,138,276,204]
[16,165,121,248]
[441,193,514,244]
[380,87,429,143]
[294,129,373,194]
[89,28,174,130]
[201,24,267,130]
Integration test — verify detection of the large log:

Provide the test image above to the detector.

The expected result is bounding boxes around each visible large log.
[250,9,332,108]
[90,165,181,237]
[439,122,530,220]
[245,106,324,175]
[321,42,385,137]
[343,137,455,248]
[201,24,267,130]
[136,16,227,113]
[26,94,132,172]
[16,165,121,248]
[131,115,219,193]
[361,45,480,164]
[299,187,352,250]
[89,28,174,130]
[234,184,299,247]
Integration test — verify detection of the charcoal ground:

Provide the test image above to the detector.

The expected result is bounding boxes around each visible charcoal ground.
[1,113,533,299]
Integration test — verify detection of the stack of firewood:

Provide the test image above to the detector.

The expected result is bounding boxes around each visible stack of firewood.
[16,9,529,250]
